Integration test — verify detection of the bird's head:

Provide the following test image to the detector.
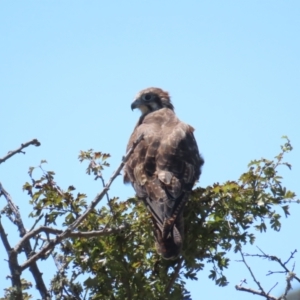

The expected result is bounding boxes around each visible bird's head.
[131,87,174,115]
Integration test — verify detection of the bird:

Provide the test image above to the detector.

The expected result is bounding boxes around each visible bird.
[124,87,204,260]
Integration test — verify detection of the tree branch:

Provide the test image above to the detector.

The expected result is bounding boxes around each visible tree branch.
[0,182,50,299]
[255,247,300,284]
[0,217,23,300]
[244,248,300,284]
[165,257,183,294]
[237,248,300,299]
[96,170,115,218]
[266,282,278,297]
[15,224,128,253]
[0,217,12,253]
[20,134,143,271]
[237,250,276,299]
[235,285,277,300]
[0,139,41,164]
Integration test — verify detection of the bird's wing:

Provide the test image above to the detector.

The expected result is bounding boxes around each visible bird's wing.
[124,109,203,259]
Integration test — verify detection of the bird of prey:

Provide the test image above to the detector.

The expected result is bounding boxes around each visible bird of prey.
[124,87,204,259]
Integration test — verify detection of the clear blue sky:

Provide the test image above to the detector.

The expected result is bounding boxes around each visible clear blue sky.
[0,1,299,299]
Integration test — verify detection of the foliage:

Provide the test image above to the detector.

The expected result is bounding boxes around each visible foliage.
[0,137,298,300]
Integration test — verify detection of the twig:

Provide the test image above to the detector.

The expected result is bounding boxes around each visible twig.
[32,233,41,253]
[96,171,110,204]
[255,247,300,283]
[20,134,144,271]
[238,250,275,299]
[266,282,278,296]
[237,248,300,299]
[29,213,44,232]
[0,139,40,164]
[165,257,183,294]
[96,170,116,226]
[235,285,277,300]
[283,249,297,265]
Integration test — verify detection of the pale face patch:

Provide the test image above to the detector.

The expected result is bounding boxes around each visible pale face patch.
[138,105,151,114]
[137,102,162,115]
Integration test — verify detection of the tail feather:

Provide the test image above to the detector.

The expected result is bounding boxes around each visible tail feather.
[141,194,187,260]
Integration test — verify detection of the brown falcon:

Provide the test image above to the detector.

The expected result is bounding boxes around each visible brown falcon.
[124,87,204,259]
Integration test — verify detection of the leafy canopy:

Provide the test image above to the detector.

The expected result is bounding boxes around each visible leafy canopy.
[1,137,298,300]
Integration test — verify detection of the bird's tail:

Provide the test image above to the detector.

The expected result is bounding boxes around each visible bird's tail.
[141,192,189,259]
[153,213,183,260]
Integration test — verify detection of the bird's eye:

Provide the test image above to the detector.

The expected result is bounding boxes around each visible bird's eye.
[143,94,153,101]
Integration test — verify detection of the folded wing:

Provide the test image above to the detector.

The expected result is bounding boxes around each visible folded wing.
[124,107,204,259]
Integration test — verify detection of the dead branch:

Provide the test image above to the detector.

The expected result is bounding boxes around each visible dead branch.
[20,134,143,271]
[0,139,41,164]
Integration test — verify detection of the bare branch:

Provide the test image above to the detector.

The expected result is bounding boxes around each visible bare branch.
[0,183,22,231]
[20,134,143,271]
[95,169,116,228]
[235,285,277,300]
[283,249,297,265]
[237,248,300,299]
[29,213,44,232]
[255,247,300,283]
[0,182,50,299]
[238,250,275,299]
[96,171,110,203]
[267,282,278,296]
[0,217,22,299]
[0,217,12,253]
[0,139,41,164]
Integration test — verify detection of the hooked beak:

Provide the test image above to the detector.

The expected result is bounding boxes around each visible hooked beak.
[131,98,143,111]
